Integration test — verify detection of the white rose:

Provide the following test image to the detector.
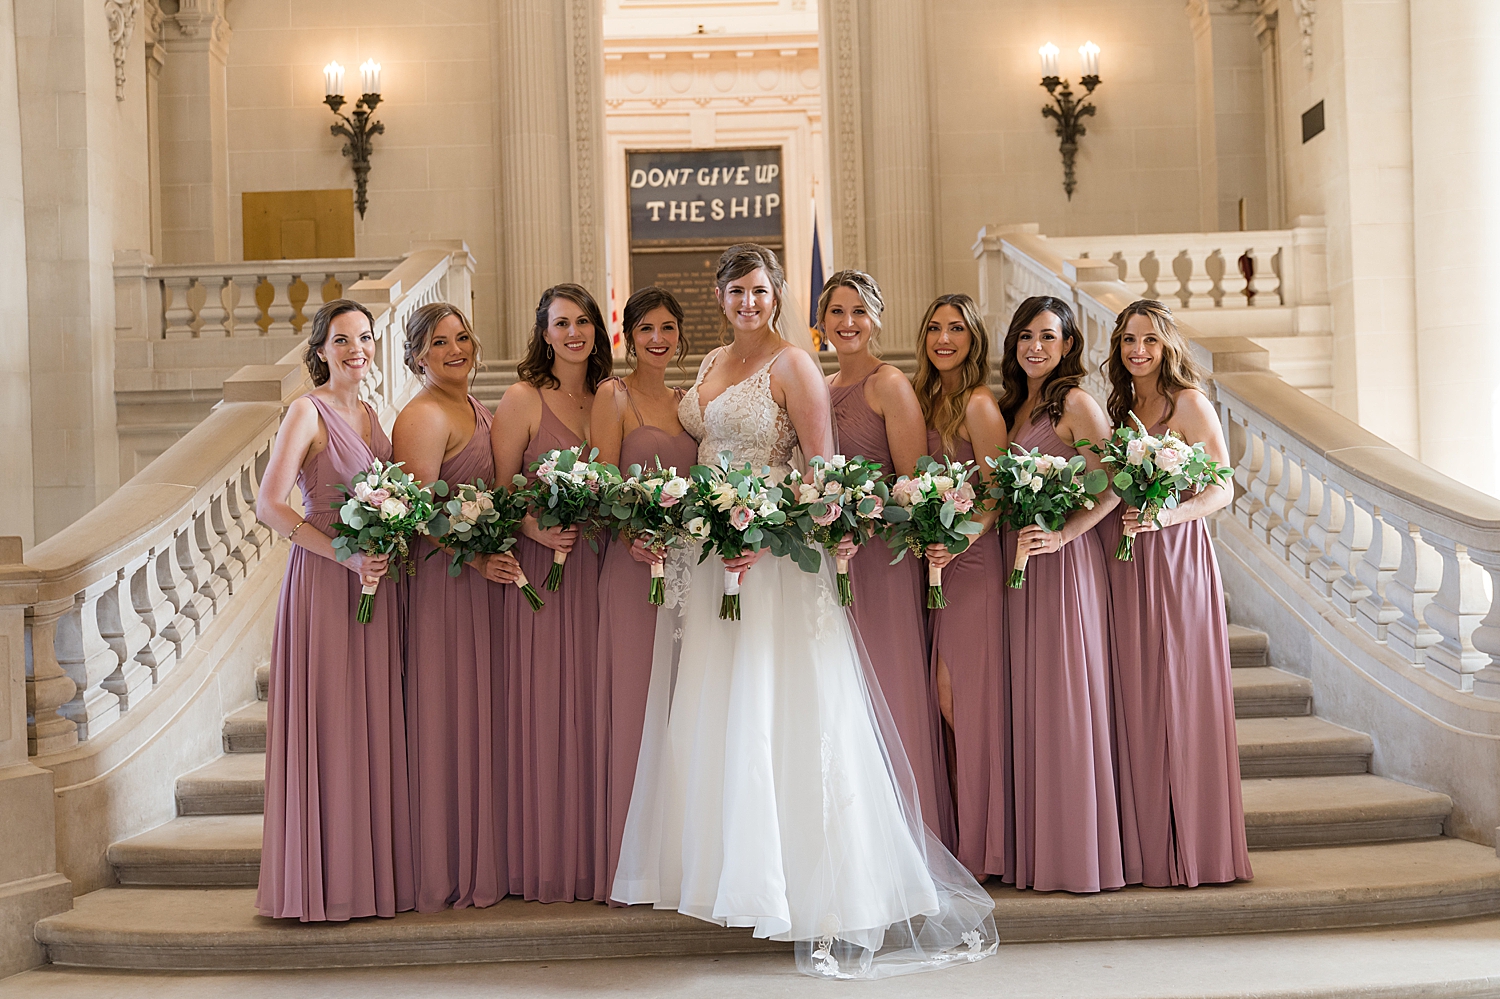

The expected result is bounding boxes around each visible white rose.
[710,482,737,511]
[824,481,842,496]
[1155,447,1183,474]
[477,493,495,512]
[1029,477,1044,493]
[1015,469,1034,487]
[798,483,821,504]
[829,454,847,468]
[933,475,955,493]
[459,500,483,523]
[662,477,688,499]
[757,501,777,517]
[380,496,410,520]
[353,480,376,503]
[1126,439,1148,466]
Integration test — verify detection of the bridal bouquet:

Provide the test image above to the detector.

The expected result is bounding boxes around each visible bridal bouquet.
[1081,413,1234,561]
[784,455,891,607]
[518,446,620,590]
[987,447,1108,587]
[684,452,806,620]
[331,459,440,623]
[604,461,694,605]
[426,479,544,611]
[880,455,985,609]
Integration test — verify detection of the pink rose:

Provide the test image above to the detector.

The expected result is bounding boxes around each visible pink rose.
[943,488,973,514]
[866,495,884,518]
[367,488,391,507]
[729,505,754,531]
[659,494,680,508]
[811,502,843,527]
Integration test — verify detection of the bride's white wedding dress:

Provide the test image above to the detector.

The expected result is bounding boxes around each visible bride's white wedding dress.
[612,349,998,979]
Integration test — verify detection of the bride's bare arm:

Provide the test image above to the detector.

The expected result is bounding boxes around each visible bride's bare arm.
[771,347,834,460]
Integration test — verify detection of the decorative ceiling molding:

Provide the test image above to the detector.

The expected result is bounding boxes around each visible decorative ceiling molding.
[105,0,140,101]
[1293,0,1316,71]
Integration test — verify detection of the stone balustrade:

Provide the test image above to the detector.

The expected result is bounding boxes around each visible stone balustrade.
[1037,217,1328,313]
[977,223,1500,700]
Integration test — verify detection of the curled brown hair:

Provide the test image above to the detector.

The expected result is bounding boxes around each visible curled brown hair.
[714,243,789,343]
[912,294,990,455]
[1104,299,1206,428]
[621,285,689,369]
[403,301,481,380]
[997,295,1085,431]
[516,283,612,394]
[304,299,375,387]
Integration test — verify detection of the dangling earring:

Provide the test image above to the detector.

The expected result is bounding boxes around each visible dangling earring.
[546,343,554,360]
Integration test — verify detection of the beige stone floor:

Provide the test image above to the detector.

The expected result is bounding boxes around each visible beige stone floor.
[8,916,1500,999]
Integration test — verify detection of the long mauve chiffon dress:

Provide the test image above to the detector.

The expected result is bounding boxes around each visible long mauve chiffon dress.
[501,400,601,902]
[1003,416,1124,893]
[925,428,1011,880]
[593,383,698,903]
[405,397,505,911]
[828,371,953,847]
[1096,421,1252,888]
[258,394,414,921]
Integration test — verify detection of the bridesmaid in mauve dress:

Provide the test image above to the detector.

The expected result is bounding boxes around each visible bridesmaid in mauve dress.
[1096,299,1252,887]
[392,303,523,911]
[491,283,612,902]
[997,295,1123,894]
[910,293,1011,878]
[255,299,413,920]
[820,271,954,847]
[588,286,699,903]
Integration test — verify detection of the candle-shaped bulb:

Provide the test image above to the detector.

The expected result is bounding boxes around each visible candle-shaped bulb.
[323,61,344,97]
[360,58,381,96]
[1079,41,1100,78]
[1039,42,1060,78]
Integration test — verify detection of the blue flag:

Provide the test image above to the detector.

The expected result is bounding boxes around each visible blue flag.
[809,212,826,348]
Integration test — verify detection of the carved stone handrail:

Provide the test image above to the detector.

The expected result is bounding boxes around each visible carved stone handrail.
[977,222,1500,699]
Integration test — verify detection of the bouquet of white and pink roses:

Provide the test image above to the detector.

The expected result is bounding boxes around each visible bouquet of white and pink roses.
[683,451,809,620]
[784,455,891,607]
[426,479,544,611]
[880,455,985,609]
[331,459,440,623]
[518,446,621,590]
[987,447,1108,587]
[604,461,694,605]
[1081,413,1234,561]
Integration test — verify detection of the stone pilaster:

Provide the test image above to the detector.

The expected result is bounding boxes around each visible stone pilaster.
[156,0,230,263]
[494,0,607,356]
[0,0,35,547]
[1186,0,1272,231]
[1410,0,1500,495]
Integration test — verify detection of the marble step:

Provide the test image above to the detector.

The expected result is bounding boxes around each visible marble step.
[113,770,1451,888]
[1235,716,1371,778]
[109,815,263,886]
[222,701,266,753]
[175,754,264,816]
[43,839,1500,970]
[1231,667,1312,718]
[1227,625,1268,668]
[1240,774,1451,848]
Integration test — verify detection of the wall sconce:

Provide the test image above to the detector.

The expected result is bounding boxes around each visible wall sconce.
[1038,42,1102,200]
[323,59,385,219]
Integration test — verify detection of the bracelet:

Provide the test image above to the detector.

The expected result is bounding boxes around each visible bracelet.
[287,519,308,541]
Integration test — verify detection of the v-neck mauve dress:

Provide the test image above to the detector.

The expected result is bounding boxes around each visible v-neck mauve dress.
[1003,416,1123,893]
[501,400,601,902]
[1096,421,1252,888]
[405,397,505,911]
[258,394,414,921]
[830,371,954,849]
[925,429,1012,881]
[593,384,699,903]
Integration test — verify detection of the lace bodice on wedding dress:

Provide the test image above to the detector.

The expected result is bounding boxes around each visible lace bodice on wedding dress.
[679,348,799,471]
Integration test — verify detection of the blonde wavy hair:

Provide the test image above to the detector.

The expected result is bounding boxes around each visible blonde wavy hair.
[1104,299,1206,428]
[912,293,990,455]
[815,269,885,354]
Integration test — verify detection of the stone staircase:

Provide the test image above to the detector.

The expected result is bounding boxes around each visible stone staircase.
[33,625,1500,970]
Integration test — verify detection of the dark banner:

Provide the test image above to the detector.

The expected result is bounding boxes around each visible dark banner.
[627,147,783,245]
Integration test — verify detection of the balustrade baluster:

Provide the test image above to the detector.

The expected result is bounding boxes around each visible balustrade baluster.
[1247,247,1283,307]
[266,275,297,337]
[1420,533,1491,690]
[174,521,217,632]
[232,277,262,335]
[196,276,230,338]
[162,276,197,339]
[1329,488,1373,617]
[234,462,272,561]
[1287,463,1325,578]
[132,546,181,681]
[1354,502,1404,641]
[97,562,156,710]
[1137,250,1160,300]
[210,485,249,589]
[24,598,80,755]
[1383,514,1443,665]
[1265,446,1305,561]
[1468,550,1500,699]
[194,507,232,607]
[1308,477,1349,597]
[1231,416,1264,529]
[55,581,123,741]
[1247,432,1284,543]
[1203,249,1227,307]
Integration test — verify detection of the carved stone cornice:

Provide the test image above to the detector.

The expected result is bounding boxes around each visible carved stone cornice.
[105,0,140,101]
[161,0,231,60]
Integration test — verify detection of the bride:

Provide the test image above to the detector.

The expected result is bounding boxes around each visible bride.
[612,244,998,979]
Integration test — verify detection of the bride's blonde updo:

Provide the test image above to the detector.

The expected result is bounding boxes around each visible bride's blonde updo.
[714,243,788,343]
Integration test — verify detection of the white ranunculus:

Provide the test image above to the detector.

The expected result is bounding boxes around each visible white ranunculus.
[380,496,409,520]
[662,477,688,499]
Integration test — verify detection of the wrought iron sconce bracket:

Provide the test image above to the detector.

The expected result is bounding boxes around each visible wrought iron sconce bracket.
[1040,74,1100,200]
[325,93,385,219]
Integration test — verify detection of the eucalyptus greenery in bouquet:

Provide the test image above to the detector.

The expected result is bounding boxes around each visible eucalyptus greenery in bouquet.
[331,459,440,623]
[520,446,621,590]
[987,446,1108,587]
[784,454,891,607]
[426,479,544,611]
[880,455,985,609]
[603,461,693,605]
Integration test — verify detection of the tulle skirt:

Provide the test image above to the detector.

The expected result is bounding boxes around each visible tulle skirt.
[613,547,997,979]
